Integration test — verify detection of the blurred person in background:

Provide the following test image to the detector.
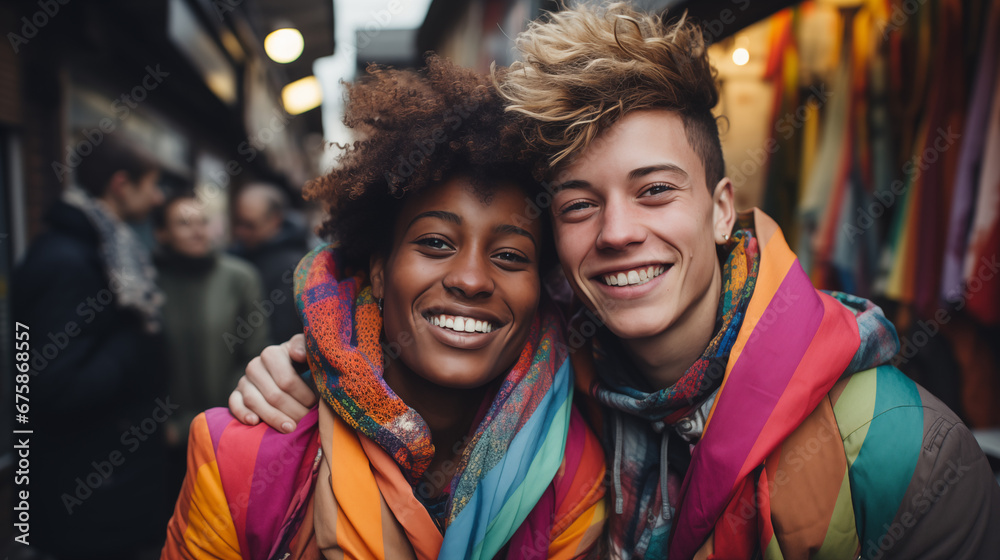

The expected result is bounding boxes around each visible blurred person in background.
[230,182,309,344]
[13,131,170,559]
[152,191,269,497]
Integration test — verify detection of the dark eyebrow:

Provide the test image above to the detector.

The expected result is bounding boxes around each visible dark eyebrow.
[628,164,689,182]
[407,210,461,230]
[495,224,537,248]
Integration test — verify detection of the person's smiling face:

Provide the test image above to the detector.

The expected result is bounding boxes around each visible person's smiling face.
[158,198,212,258]
[371,174,543,390]
[550,109,735,343]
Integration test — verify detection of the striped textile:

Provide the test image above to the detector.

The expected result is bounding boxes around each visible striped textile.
[161,407,322,560]
[670,210,999,559]
[710,364,1000,560]
[572,208,1000,559]
[314,403,607,560]
[670,208,864,558]
[161,404,606,560]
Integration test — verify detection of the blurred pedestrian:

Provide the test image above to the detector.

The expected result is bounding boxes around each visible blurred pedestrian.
[153,191,269,495]
[13,131,170,559]
[230,183,309,344]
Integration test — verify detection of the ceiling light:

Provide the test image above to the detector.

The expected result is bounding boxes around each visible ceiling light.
[732,47,750,66]
[264,28,304,64]
[282,75,322,115]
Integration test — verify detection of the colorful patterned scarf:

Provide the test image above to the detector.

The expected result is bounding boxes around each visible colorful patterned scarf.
[294,245,576,559]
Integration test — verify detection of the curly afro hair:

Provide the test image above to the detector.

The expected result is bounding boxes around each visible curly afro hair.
[307,55,543,270]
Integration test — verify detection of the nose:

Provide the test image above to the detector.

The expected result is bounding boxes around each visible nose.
[443,249,494,299]
[596,198,646,251]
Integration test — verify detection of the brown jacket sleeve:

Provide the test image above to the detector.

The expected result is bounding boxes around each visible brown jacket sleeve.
[880,385,1000,559]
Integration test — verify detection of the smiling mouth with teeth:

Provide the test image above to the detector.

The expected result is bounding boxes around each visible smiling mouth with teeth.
[425,313,496,334]
[601,265,667,287]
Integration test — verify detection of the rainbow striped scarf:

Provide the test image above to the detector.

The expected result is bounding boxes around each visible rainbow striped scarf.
[295,245,576,560]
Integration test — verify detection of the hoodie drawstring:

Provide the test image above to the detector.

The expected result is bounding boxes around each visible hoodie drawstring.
[660,429,672,521]
[613,410,624,514]
[612,412,676,521]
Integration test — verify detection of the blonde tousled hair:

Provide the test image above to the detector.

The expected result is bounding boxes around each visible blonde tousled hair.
[494,3,725,188]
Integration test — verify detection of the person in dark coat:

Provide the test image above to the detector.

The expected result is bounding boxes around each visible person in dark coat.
[230,183,309,344]
[13,132,170,559]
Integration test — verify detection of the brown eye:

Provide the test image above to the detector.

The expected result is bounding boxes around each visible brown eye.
[559,200,594,215]
[495,251,529,264]
[415,237,452,250]
[642,183,676,196]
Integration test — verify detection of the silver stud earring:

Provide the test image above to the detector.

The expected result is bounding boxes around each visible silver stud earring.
[723,233,730,241]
